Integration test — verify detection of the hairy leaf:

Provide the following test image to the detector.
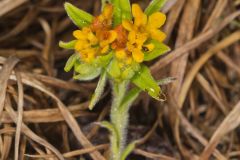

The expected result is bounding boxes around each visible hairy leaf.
[120,0,132,20]
[144,0,167,16]
[89,71,107,110]
[100,121,119,156]
[64,54,79,72]
[94,52,113,68]
[74,61,101,81]
[120,141,136,160]
[121,67,135,80]
[131,65,161,100]
[107,59,121,80]
[112,0,122,26]
[59,40,77,49]
[64,2,93,28]
[120,87,141,112]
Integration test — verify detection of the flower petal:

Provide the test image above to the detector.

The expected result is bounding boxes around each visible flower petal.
[108,30,118,43]
[116,50,127,59]
[87,32,98,45]
[101,45,109,54]
[132,49,144,62]
[150,29,166,42]
[132,4,147,26]
[73,30,85,40]
[128,31,136,43]
[135,33,148,46]
[84,48,96,62]
[122,20,134,31]
[75,40,84,50]
[126,57,133,64]
[102,4,113,19]
[148,12,166,29]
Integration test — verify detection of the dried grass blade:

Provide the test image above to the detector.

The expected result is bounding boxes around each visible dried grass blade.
[0,56,19,117]
[0,0,27,17]
[14,71,24,160]
[11,73,105,160]
[199,101,240,160]
[5,97,65,160]
[178,31,240,108]
[150,11,240,73]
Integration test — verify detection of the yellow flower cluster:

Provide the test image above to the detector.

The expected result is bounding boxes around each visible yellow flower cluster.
[73,4,117,63]
[73,4,166,64]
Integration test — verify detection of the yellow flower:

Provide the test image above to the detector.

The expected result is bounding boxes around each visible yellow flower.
[72,4,117,63]
[91,4,113,31]
[115,49,133,65]
[73,27,99,62]
[99,30,117,54]
[91,4,117,54]
[146,11,166,42]
[123,4,166,42]
[121,4,166,63]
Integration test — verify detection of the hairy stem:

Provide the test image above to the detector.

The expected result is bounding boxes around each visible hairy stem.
[110,81,129,160]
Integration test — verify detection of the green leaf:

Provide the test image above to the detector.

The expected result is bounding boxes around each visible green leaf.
[94,52,113,68]
[64,54,79,72]
[74,70,101,81]
[121,67,135,80]
[74,61,101,81]
[131,65,161,100]
[112,0,122,26]
[120,87,141,112]
[120,0,132,20]
[100,121,119,155]
[120,141,136,160]
[144,0,167,16]
[89,71,107,110]
[107,59,121,80]
[112,0,132,26]
[144,40,170,61]
[59,40,77,49]
[119,77,174,112]
[100,121,118,137]
[64,2,93,28]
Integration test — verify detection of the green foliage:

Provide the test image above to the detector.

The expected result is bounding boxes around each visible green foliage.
[131,65,161,100]
[120,141,136,160]
[64,2,93,28]
[94,52,113,68]
[100,121,120,159]
[74,61,101,81]
[107,59,121,80]
[112,0,132,26]
[120,0,132,20]
[144,39,170,61]
[59,40,76,49]
[100,121,119,138]
[64,53,79,72]
[120,87,140,112]
[145,0,167,15]
[121,67,135,80]
[112,0,122,26]
[89,71,107,110]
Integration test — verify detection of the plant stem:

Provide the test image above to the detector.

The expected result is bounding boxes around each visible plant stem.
[110,81,129,160]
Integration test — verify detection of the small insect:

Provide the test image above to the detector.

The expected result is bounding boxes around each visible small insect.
[142,46,149,52]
